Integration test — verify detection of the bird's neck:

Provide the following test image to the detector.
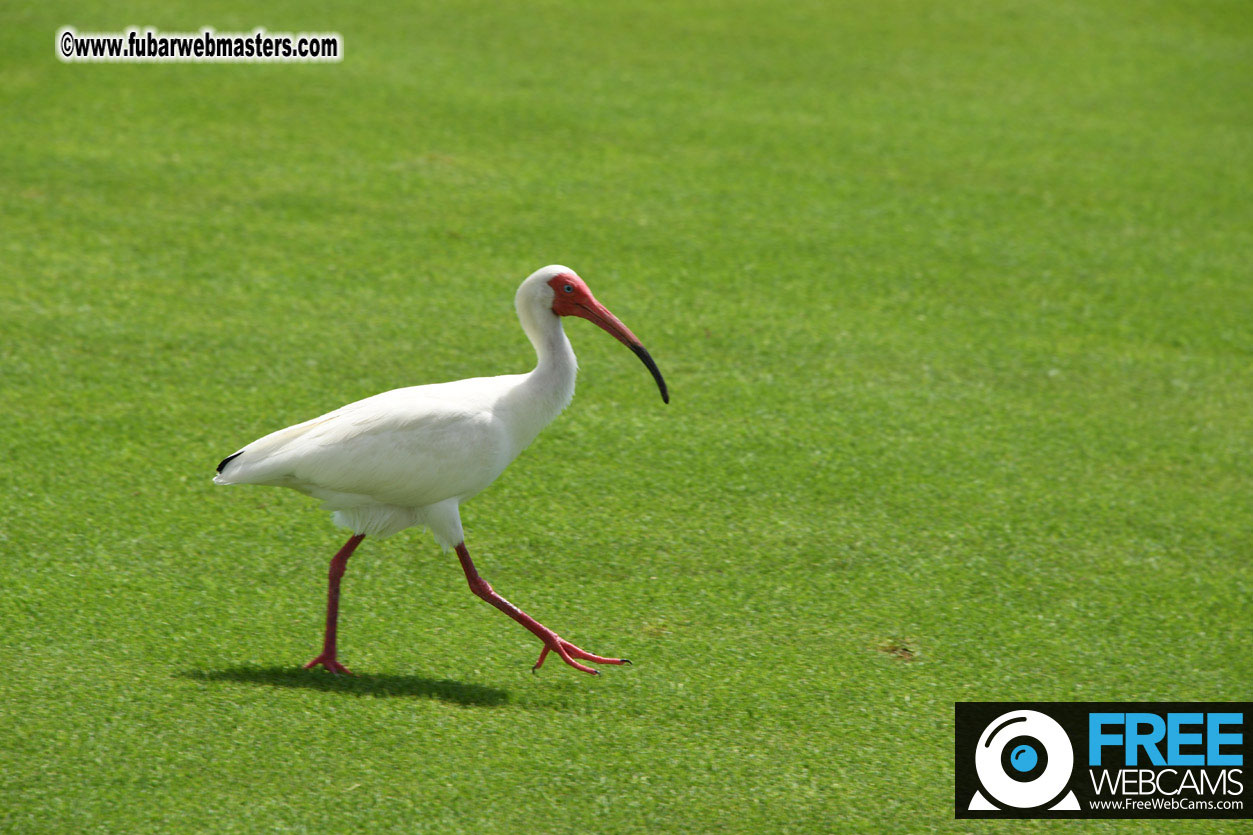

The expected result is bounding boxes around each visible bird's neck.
[517,306,577,419]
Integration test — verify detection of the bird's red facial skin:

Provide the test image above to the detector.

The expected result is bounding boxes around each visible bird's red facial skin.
[548,273,593,318]
[547,273,645,348]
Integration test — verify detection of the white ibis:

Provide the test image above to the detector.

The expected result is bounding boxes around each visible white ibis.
[214,265,668,675]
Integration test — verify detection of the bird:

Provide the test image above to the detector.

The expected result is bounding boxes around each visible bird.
[213,265,668,676]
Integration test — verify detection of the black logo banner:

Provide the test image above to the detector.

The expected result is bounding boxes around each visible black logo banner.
[955,702,1249,819]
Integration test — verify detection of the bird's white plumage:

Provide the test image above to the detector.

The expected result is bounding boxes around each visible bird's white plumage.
[214,266,582,547]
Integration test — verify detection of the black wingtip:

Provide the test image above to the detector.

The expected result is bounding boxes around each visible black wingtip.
[216,451,244,474]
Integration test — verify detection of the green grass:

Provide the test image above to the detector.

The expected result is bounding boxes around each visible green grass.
[2,1,1251,831]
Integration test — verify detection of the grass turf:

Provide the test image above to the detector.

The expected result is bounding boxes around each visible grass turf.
[2,0,1251,831]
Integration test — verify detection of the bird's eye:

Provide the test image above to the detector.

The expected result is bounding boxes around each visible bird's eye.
[563,284,574,293]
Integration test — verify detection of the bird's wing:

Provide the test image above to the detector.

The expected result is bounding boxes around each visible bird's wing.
[215,380,517,508]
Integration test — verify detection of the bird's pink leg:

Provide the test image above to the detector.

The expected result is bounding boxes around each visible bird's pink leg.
[304,533,365,675]
[455,543,629,675]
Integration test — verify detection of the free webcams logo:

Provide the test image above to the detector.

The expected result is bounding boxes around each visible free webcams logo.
[955,702,1249,820]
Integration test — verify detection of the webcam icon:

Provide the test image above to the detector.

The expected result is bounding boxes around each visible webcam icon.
[969,710,1081,811]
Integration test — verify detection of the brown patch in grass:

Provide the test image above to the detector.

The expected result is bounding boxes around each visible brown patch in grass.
[877,639,919,661]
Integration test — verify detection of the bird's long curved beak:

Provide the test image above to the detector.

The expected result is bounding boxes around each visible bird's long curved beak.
[573,301,669,404]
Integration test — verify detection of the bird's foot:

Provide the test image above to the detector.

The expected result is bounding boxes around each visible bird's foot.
[303,653,354,675]
[532,635,631,676]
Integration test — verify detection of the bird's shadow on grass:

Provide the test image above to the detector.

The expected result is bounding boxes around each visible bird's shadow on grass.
[182,665,510,707]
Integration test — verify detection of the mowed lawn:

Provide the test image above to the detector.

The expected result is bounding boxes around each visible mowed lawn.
[2,1,1250,832]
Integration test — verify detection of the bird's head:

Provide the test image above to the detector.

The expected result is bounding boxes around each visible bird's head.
[519,265,669,404]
